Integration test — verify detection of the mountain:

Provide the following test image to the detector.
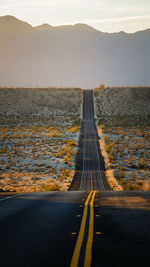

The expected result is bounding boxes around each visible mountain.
[0,15,32,33]
[0,15,150,88]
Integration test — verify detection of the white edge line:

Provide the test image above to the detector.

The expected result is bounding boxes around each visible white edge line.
[79,120,85,191]
[0,193,24,202]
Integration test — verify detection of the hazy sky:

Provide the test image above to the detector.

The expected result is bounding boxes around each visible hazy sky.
[0,0,150,32]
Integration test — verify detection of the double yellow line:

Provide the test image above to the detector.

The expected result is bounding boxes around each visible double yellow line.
[70,190,96,267]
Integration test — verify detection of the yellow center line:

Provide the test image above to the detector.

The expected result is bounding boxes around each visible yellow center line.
[91,171,93,191]
[70,191,93,267]
[84,191,96,267]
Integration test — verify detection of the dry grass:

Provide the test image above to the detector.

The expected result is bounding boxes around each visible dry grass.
[0,88,81,193]
[95,88,150,191]
[0,123,79,192]
[100,126,150,190]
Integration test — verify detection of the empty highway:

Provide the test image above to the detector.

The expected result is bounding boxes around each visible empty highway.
[0,90,150,267]
[69,90,109,191]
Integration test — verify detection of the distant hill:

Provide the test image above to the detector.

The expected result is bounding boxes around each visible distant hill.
[0,88,81,117]
[0,15,150,88]
[94,87,150,126]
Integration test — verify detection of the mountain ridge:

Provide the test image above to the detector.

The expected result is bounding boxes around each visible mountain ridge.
[1,15,149,34]
[0,15,150,88]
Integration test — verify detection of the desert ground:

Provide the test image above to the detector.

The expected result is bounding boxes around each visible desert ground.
[0,88,82,192]
[0,88,81,117]
[94,87,150,190]
[1,87,149,192]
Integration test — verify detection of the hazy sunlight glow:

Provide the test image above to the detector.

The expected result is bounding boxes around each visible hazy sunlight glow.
[0,0,150,32]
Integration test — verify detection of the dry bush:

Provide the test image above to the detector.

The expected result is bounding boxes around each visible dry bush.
[41,183,60,191]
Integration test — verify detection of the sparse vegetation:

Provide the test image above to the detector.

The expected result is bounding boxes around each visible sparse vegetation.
[101,127,150,190]
[95,87,150,191]
[94,84,105,90]
[0,88,82,118]
[94,87,150,127]
[41,183,60,191]
[0,122,79,192]
[0,88,81,192]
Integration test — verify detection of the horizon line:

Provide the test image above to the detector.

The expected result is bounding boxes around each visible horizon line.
[0,14,150,34]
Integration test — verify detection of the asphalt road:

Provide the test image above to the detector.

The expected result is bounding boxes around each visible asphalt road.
[0,90,150,267]
[93,191,150,267]
[0,191,86,266]
[0,191,150,267]
[69,90,109,191]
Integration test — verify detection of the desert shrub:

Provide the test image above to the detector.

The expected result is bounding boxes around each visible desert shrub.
[119,170,125,178]
[119,178,138,190]
[128,158,137,168]
[137,181,143,186]
[57,146,75,159]
[32,177,39,182]
[138,160,148,169]
[59,168,72,180]
[41,183,60,191]
[65,139,76,147]
[123,183,135,190]
[57,147,66,158]
[104,135,109,143]
[108,151,115,161]
[100,124,105,131]
[105,143,114,152]
[119,178,129,189]
[94,84,105,90]
[67,126,79,133]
